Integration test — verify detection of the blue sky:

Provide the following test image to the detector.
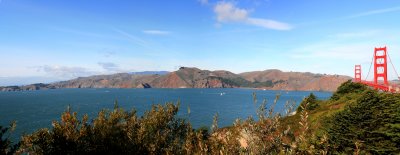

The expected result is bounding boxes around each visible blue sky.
[1,0,400,85]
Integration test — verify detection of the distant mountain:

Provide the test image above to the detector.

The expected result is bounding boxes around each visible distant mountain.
[128,71,169,75]
[51,73,161,89]
[240,69,351,91]
[0,67,351,91]
[149,67,246,88]
[0,83,55,91]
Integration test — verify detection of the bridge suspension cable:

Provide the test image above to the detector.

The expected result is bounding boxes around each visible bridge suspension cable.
[354,46,400,92]
[364,53,374,81]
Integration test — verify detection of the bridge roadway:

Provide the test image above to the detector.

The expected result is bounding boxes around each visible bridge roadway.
[358,80,399,93]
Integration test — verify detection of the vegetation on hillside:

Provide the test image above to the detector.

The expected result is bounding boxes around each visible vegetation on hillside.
[324,89,400,154]
[220,77,283,88]
[2,80,400,154]
[0,122,19,155]
[284,80,400,154]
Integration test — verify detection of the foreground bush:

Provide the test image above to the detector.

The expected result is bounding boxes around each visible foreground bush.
[1,122,19,155]
[324,90,400,154]
[21,102,190,154]
[20,98,318,154]
[330,80,367,100]
[297,93,318,112]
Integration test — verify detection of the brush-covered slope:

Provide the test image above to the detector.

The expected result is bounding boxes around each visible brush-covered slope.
[281,81,400,154]
[240,69,351,91]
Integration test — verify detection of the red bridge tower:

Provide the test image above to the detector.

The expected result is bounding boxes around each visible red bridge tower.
[374,47,388,85]
[354,65,361,82]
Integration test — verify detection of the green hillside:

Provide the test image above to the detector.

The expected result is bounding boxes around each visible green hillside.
[282,80,400,154]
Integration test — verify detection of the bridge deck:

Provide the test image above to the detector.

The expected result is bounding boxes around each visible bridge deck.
[357,80,399,93]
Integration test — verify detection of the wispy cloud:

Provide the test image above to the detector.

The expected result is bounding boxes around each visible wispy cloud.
[37,65,96,78]
[296,6,400,28]
[345,6,400,19]
[111,28,180,58]
[112,28,148,47]
[213,1,292,30]
[98,48,117,58]
[247,18,292,31]
[97,62,120,72]
[50,27,117,39]
[142,30,171,35]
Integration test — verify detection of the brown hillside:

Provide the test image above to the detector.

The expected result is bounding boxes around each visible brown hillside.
[240,70,351,91]
[1,67,351,91]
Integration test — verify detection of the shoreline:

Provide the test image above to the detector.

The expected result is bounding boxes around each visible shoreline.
[0,86,334,93]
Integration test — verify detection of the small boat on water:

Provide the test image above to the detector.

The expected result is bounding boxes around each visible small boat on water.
[220,92,226,96]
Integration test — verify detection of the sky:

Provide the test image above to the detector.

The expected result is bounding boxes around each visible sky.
[1,0,400,86]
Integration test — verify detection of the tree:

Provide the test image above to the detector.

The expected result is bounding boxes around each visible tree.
[324,90,400,154]
[330,80,367,100]
[297,93,318,112]
[21,102,191,154]
[0,121,19,155]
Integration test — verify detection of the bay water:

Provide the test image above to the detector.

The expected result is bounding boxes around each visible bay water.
[0,88,332,142]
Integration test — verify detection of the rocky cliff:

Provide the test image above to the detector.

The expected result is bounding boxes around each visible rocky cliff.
[0,67,351,92]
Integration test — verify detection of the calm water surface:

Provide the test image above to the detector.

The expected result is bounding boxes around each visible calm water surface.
[0,88,332,141]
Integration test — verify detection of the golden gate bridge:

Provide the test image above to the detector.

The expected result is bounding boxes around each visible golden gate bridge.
[354,46,400,92]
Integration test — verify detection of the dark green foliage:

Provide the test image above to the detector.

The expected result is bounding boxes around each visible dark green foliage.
[306,93,318,111]
[330,80,367,100]
[297,93,318,112]
[220,77,277,88]
[0,122,19,155]
[219,77,253,87]
[21,102,191,154]
[324,90,400,154]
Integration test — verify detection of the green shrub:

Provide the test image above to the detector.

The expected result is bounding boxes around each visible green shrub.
[21,102,191,154]
[323,90,400,154]
[330,80,367,100]
[0,121,19,155]
[297,93,318,112]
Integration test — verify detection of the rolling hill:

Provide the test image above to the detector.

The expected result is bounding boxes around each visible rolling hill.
[0,67,351,91]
